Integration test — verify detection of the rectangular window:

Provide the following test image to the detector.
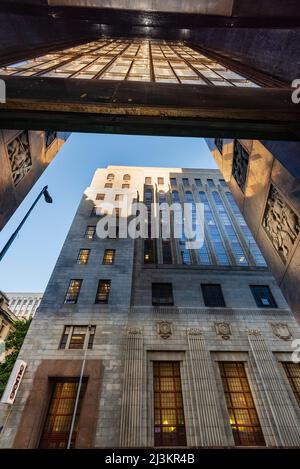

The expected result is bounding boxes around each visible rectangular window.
[283,363,300,406]
[153,362,187,447]
[90,206,99,217]
[96,193,105,200]
[122,183,130,189]
[219,179,227,187]
[115,194,123,201]
[76,249,90,265]
[250,285,277,308]
[103,249,115,265]
[60,325,96,350]
[219,362,265,446]
[105,183,113,188]
[152,283,173,306]
[170,178,177,186]
[64,280,82,304]
[195,178,202,187]
[207,179,215,187]
[144,239,155,264]
[162,240,172,264]
[145,177,152,185]
[95,280,111,304]
[201,284,225,307]
[182,178,189,187]
[39,379,86,449]
[85,225,96,240]
[157,177,164,185]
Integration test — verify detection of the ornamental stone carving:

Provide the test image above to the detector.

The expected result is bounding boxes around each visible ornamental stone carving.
[247,328,262,336]
[215,138,223,155]
[215,322,232,340]
[232,140,249,193]
[7,131,32,187]
[157,321,172,339]
[263,185,300,263]
[127,327,142,335]
[187,328,202,336]
[271,323,292,341]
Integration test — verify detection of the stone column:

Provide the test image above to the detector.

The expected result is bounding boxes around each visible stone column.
[187,328,227,446]
[119,327,144,447]
[248,329,300,446]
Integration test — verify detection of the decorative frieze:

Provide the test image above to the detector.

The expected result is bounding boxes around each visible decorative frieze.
[263,185,300,263]
[232,140,249,192]
[7,131,32,187]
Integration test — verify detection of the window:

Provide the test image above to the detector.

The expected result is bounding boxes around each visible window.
[107,173,115,181]
[105,182,113,188]
[144,239,155,264]
[170,178,177,186]
[201,284,225,307]
[157,177,164,185]
[96,193,105,200]
[122,183,130,189]
[153,362,186,447]
[90,206,99,217]
[283,363,300,407]
[59,325,96,350]
[195,178,202,187]
[162,240,172,264]
[250,285,277,308]
[123,174,131,181]
[85,225,96,240]
[39,380,86,449]
[171,190,180,203]
[103,249,115,265]
[152,283,173,306]
[219,179,227,187]
[64,280,82,304]
[182,178,189,187]
[115,194,123,201]
[95,280,111,304]
[145,177,152,185]
[76,249,90,265]
[219,362,265,447]
[207,179,215,187]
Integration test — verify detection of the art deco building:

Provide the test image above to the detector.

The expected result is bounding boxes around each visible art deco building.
[1,165,300,449]
[0,130,70,231]
[5,293,43,320]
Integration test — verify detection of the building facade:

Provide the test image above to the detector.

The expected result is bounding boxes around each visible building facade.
[1,166,300,449]
[0,129,70,231]
[6,293,43,320]
[0,291,17,362]
[206,138,300,322]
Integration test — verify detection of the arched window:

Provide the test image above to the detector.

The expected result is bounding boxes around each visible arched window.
[107,173,115,181]
[123,174,131,181]
[172,190,180,203]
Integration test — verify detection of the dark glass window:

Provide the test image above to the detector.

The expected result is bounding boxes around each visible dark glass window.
[145,177,152,185]
[194,178,202,187]
[219,362,265,447]
[95,280,111,304]
[76,249,90,265]
[219,179,227,187]
[153,362,187,447]
[182,178,189,187]
[201,284,225,307]
[207,179,215,187]
[171,190,180,203]
[283,363,300,406]
[144,239,155,264]
[157,177,164,185]
[39,380,86,449]
[96,193,105,200]
[250,285,277,308]
[152,283,174,306]
[103,249,115,265]
[170,178,177,186]
[162,240,172,264]
[64,280,82,304]
[85,225,96,240]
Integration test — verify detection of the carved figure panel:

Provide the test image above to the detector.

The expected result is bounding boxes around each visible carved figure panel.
[263,185,300,263]
[271,323,292,341]
[232,140,249,193]
[7,131,32,187]
[215,322,232,340]
[157,321,172,339]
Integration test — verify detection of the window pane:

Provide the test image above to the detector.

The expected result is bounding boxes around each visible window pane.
[95,280,111,303]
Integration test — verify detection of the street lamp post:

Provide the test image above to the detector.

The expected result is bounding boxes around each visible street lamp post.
[0,185,53,262]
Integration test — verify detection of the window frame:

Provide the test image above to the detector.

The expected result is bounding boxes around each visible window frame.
[250,285,277,308]
[95,279,111,304]
[64,279,82,304]
[201,283,226,307]
[102,249,116,265]
[76,248,90,265]
[152,283,174,306]
[59,325,96,350]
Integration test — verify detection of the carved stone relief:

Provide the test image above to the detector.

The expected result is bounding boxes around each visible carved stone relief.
[271,323,292,341]
[127,327,142,335]
[157,321,172,339]
[186,328,202,336]
[262,184,300,263]
[7,131,32,187]
[215,322,232,340]
[232,140,249,193]
[45,130,57,148]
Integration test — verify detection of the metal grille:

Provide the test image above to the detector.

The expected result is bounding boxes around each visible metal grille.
[0,39,260,87]
[219,362,265,446]
[153,361,187,447]
[283,363,300,407]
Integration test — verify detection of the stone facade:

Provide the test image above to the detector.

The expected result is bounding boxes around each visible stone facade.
[1,166,300,448]
[5,293,43,320]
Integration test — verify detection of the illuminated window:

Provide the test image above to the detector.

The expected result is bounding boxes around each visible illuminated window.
[250,285,277,308]
[153,362,186,447]
[145,177,152,185]
[123,174,131,181]
[95,280,111,304]
[219,362,265,446]
[105,183,113,188]
[283,363,300,406]
[39,380,86,449]
[157,177,164,185]
[76,249,90,265]
[144,239,155,264]
[96,193,105,200]
[59,325,96,350]
[103,249,115,265]
[85,225,96,240]
[64,280,82,304]
[152,283,173,306]
[201,284,225,307]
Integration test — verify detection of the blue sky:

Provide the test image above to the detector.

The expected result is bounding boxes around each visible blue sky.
[0,134,216,292]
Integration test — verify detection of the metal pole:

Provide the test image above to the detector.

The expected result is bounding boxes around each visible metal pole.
[0,186,49,262]
[66,326,90,449]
